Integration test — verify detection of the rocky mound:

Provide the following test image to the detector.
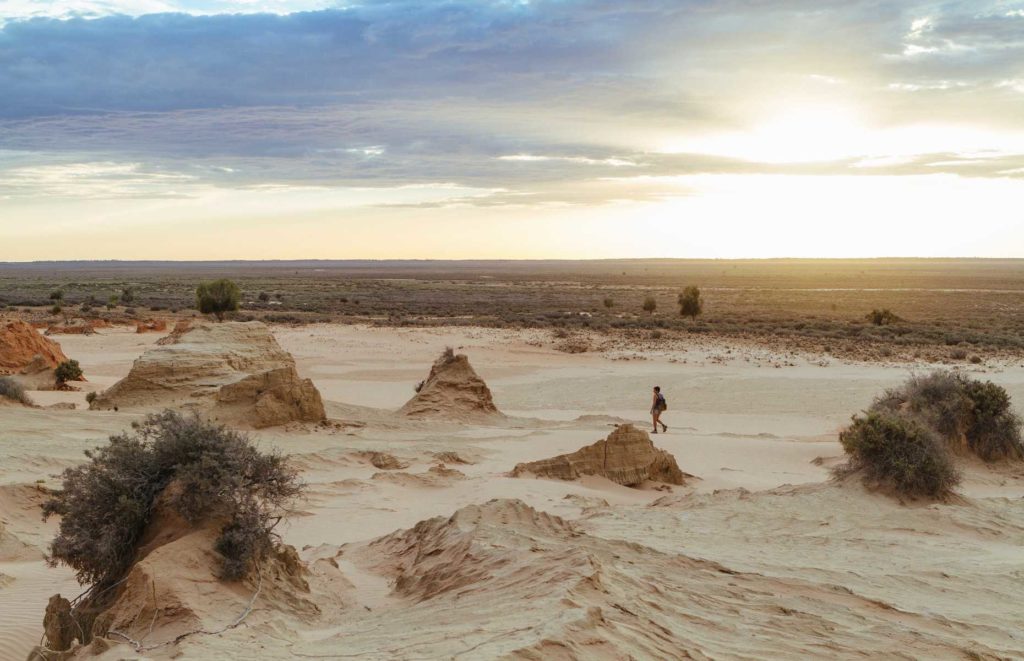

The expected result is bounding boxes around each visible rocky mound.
[512,424,686,486]
[136,318,168,333]
[157,319,193,345]
[89,321,325,428]
[399,349,502,421]
[0,319,69,374]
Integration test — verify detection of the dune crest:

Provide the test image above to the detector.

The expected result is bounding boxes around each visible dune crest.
[512,423,687,486]
[399,349,502,421]
[89,321,324,428]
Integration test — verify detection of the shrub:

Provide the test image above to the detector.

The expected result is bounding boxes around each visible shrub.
[837,411,960,498]
[678,286,702,319]
[85,391,97,404]
[866,309,901,326]
[43,411,302,593]
[258,291,271,302]
[50,304,62,315]
[54,360,83,384]
[871,371,1023,461]
[120,287,135,304]
[49,290,64,301]
[603,297,614,309]
[642,296,657,314]
[196,279,241,321]
[0,377,33,406]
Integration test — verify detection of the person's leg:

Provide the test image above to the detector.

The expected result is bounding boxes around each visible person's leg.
[660,412,668,432]
[652,410,660,433]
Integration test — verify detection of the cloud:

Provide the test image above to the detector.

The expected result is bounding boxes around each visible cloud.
[1,1,1023,213]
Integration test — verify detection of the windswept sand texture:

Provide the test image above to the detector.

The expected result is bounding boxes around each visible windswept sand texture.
[1,323,1023,659]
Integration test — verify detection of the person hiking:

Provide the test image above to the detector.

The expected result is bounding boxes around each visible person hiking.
[651,386,668,433]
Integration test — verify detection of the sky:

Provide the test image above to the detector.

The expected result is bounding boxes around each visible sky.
[1,0,1023,260]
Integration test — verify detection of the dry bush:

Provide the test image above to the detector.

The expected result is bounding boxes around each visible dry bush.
[0,376,33,406]
[873,371,1023,461]
[837,411,960,498]
[54,360,83,385]
[43,411,303,595]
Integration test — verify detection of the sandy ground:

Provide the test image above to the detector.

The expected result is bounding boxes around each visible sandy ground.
[2,324,1023,659]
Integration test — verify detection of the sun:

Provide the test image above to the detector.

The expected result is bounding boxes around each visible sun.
[660,103,868,163]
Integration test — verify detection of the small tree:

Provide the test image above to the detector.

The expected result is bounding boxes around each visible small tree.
[55,360,83,385]
[49,290,65,302]
[120,287,135,304]
[196,279,241,321]
[642,296,657,315]
[258,291,271,303]
[678,286,702,319]
[603,297,614,309]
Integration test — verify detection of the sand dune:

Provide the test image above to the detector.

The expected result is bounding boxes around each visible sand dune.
[2,323,1023,659]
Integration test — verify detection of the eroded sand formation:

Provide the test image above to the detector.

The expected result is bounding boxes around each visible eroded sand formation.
[512,423,687,486]
[89,321,325,428]
[399,350,502,421]
[0,320,69,375]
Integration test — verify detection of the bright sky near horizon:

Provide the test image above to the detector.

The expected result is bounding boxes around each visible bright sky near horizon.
[1,1,1023,260]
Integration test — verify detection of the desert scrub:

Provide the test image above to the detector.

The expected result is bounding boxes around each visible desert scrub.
[54,359,83,384]
[837,411,960,498]
[0,376,33,406]
[873,371,1023,461]
[43,411,303,596]
[196,278,241,321]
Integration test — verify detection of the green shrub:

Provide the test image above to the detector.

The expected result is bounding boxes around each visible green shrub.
[49,290,64,301]
[837,411,960,498]
[43,411,302,593]
[642,296,657,314]
[54,360,83,384]
[196,279,241,321]
[0,377,33,406]
[678,286,702,319]
[85,391,97,405]
[120,287,135,304]
[258,291,271,302]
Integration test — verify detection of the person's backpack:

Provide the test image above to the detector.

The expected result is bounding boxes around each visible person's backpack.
[657,393,667,410]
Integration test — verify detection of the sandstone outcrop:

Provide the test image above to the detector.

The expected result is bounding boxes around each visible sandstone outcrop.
[90,321,325,428]
[399,349,501,421]
[0,319,69,374]
[512,424,686,486]
[157,319,193,345]
[136,319,167,333]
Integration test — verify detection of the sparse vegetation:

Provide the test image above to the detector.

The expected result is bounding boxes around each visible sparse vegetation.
[49,290,64,302]
[54,360,83,385]
[196,279,241,321]
[120,287,135,304]
[642,296,657,314]
[837,410,960,498]
[258,291,271,302]
[85,391,97,404]
[603,297,614,308]
[0,376,33,406]
[872,371,1023,461]
[836,371,1023,497]
[678,286,702,319]
[867,308,901,326]
[43,411,303,635]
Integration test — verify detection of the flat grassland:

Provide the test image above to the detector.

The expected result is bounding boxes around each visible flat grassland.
[1,258,1022,363]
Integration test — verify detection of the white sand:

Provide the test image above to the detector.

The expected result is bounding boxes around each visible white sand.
[2,324,1023,659]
